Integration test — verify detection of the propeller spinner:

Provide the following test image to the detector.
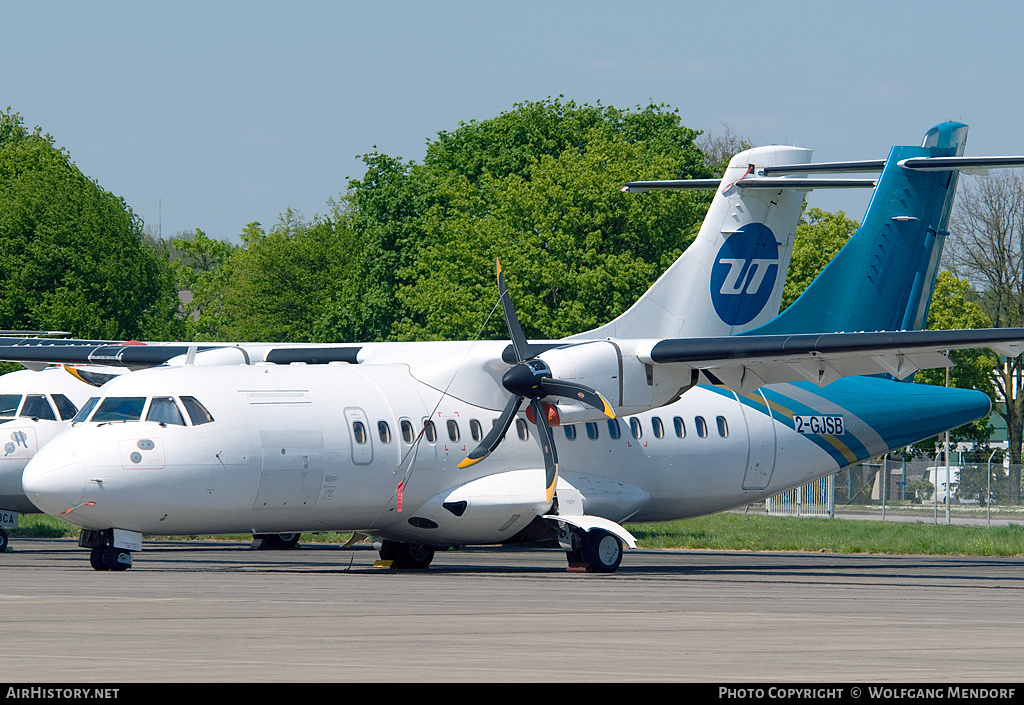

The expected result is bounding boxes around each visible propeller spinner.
[458,260,615,504]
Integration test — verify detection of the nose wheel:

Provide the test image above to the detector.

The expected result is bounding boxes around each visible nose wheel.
[89,545,133,571]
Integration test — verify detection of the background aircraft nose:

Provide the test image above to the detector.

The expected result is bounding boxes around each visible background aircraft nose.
[22,445,87,519]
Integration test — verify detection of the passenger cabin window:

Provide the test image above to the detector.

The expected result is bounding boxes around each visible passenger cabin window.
[92,397,146,423]
[695,416,708,438]
[607,419,621,439]
[146,397,186,426]
[564,424,576,441]
[21,395,56,421]
[423,420,437,443]
[586,422,599,440]
[352,421,367,444]
[629,417,642,439]
[447,419,460,442]
[673,416,685,438]
[0,395,21,417]
[51,394,78,421]
[470,419,482,442]
[180,396,215,425]
[652,416,665,439]
[378,421,392,444]
[516,418,529,441]
[717,416,729,438]
[401,419,415,444]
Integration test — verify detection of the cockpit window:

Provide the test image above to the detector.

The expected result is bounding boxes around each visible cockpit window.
[180,396,214,425]
[146,397,186,426]
[72,397,99,423]
[20,395,56,421]
[0,395,22,417]
[51,394,78,421]
[91,397,146,423]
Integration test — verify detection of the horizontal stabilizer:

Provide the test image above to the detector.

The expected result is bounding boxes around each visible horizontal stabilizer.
[621,177,876,192]
[898,155,1024,174]
[760,159,887,175]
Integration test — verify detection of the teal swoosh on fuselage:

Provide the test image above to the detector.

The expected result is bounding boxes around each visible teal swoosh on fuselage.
[703,376,991,469]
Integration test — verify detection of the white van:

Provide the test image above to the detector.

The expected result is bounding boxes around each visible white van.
[923,466,961,504]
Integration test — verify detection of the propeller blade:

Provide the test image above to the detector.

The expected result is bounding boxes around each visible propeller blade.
[538,377,615,418]
[458,394,523,468]
[529,398,559,505]
[497,259,529,363]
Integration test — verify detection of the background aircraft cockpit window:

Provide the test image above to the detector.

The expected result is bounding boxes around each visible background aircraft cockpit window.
[92,397,146,423]
[378,421,391,444]
[180,396,214,425]
[564,424,577,440]
[716,416,729,438]
[146,397,186,426]
[51,394,78,420]
[72,397,99,423]
[0,394,22,417]
[447,419,460,442]
[401,419,415,444]
[20,395,56,421]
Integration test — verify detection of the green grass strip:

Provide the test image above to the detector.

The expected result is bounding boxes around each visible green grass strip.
[10,511,1024,556]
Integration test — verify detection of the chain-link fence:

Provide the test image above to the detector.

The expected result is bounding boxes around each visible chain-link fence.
[766,453,1024,525]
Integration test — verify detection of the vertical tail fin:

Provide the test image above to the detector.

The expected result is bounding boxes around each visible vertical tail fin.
[573,145,813,340]
[748,122,969,336]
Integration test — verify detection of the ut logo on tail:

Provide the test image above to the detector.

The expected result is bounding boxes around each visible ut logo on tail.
[710,222,781,326]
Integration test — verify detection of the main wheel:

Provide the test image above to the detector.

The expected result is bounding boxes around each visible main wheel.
[581,530,622,573]
[90,545,109,571]
[391,542,435,569]
[258,533,300,549]
[101,546,132,571]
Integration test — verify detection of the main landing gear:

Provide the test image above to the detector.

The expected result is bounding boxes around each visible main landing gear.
[252,532,302,550]
[377,540,435,569]
[560,527,624,573]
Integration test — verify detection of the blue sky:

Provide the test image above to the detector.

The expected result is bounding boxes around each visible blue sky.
[4,1,1023,242]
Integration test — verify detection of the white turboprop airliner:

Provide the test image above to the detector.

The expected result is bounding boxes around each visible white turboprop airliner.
[0,141,820,548]
[9,122,1024,573]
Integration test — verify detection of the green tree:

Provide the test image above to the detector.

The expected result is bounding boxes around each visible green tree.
[780,207,860,310]
[0,109,181,340]
[910,270,998,453]
[192,207,356,342]
[317,97,714,343]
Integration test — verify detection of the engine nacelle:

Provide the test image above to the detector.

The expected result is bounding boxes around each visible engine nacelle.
[537,340,695,418]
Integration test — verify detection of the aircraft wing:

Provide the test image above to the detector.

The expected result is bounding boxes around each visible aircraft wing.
[0,338,365,370]
[634,328,1024,395]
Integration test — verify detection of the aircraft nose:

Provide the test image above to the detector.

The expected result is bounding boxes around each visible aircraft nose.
[22,445,87,518]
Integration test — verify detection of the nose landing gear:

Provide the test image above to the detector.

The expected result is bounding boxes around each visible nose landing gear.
[81,528,139,571]
[89,545,133,571]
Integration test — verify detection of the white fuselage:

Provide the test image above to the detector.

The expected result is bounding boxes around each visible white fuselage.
[23,357,988,547]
